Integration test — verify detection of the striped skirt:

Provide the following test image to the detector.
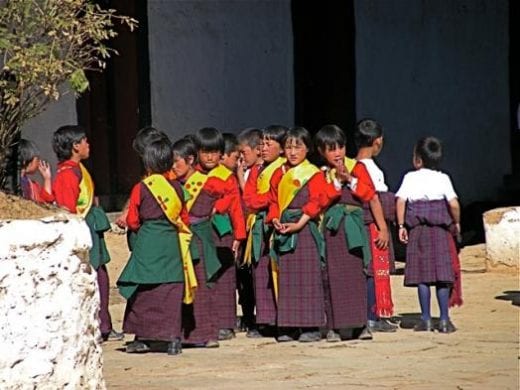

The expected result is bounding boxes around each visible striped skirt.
[277,225,325,328]
[123,282,184,341]
[322,229,367,329]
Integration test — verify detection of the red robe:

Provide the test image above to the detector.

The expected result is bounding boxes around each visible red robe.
[52,160,83,213]
[20,175,54,203]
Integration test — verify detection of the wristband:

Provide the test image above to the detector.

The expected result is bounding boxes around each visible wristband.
[398,224,405,229]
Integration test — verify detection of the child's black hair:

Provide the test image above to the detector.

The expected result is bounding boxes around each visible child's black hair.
[223,133,239,155]
[132,126,170,156]
[314,124,347,152]
[172,138,197,161]
[237,128,262,148]
[18,139,40,169]
[284,126,313,153]
[263,125,288,145]
[354,118,383,148]
[194,127,224,153]
[52,125,86,162]
[142,138,174,174]
[415,136,442,169]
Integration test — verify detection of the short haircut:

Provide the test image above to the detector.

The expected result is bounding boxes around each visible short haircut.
[237,128,262,148]
[222,133,239,155]
[132,126,170,156]
[284,126,313,153]
[18,139,40,169]
[194,127,224,153]
[172,138,198,161]
[314,124,346,152]
[354,118,383,148]
[142,138,174,174]
[52,125,86,162]
[415,136,442,169]
[263,125,288,145]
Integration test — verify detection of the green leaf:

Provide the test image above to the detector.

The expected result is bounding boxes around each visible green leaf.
[68,68,89,93]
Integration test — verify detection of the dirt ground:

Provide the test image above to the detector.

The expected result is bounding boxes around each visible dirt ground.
[102,233,519,390]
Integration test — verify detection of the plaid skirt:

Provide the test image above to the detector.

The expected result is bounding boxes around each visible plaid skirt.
[182,238,219,344]
[123,282,184,341]
[97,265,113,334]
[404,225,455,286]
[322,229,367,329]
[277,224,326,328]
[253,254,277,326]
[213,234,237,329]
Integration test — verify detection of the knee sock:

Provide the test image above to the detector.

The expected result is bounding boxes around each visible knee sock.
[418,284,431,321]
[367,277,377,321]
[436,284,450,321]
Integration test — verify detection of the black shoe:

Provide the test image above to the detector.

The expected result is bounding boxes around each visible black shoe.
[218,328,236,341]
[437,319,457,334]
[413,319,434,332]
[102,329,125,342]
[167,339,182,355]
[126,340,150,353]
[367,319,398,333]
[358,326,373,340]
[246,329,262,338]
[326,330,341,343]
[298,331,321,343]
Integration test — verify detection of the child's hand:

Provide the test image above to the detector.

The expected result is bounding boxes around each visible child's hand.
[374,227,389,249]
[398,226,408,244]
[232,239,241,261]
[115,209,129,229]
[272,218,284,231]
[38,160,51,180]
[279,222,302,234]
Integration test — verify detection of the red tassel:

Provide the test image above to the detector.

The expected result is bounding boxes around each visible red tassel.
[369,223,394,317]
[448,236,463,307]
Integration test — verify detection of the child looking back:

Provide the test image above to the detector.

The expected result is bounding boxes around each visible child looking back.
[18,139,54,203]
[396,136,462,333]
[52,125,123,342]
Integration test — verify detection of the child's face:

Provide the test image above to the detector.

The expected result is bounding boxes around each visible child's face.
[261,137,282,163]
[239,144,260,168]
[73,137,90,160]
[172,155,193,178]
[221,150,240,171]
[198,150,221,170]
[321,144,346,168]
[25,156,40,174]
[284,138,307,167]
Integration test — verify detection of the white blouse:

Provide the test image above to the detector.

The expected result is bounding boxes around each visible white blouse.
[396,168,458,201]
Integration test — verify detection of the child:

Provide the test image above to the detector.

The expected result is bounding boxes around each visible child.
[115,127,171,229]
[51,125,123,342]
[315,125,379,342]
[18,139,54,203]
[236,128,263,191]
[177,128,246,347]
[267,127,331,342]
[242,125,287,337]
[396,136,462,333]
[213,132,241,340]
[117,138,190,355]
[355,119,397,333]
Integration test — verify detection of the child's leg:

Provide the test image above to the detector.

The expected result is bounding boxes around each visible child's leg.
[435,283,450,321]
[366,276,377,322]
[418,283,431,321]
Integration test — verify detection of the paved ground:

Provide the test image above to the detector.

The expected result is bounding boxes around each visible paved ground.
[102,235,519,389]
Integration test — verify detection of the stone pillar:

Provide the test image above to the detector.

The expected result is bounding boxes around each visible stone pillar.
[0,216,105,389]
[483,207,520,271]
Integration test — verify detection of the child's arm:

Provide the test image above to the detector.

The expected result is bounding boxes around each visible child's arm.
[266,167,283,231]
[396,197,408,244]
[368,194,390,249]
[53,168,80,213]
[448,197,461,235]
[126,184,142,231]
[115,199,130,228]
[38,160,53,199]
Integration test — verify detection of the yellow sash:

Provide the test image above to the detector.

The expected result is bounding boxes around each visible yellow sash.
[243,158,286,265]
[278,159,320,214]
[326,157,357,183]
[184,165,233,212]
[143,174,197,304]
[257,157,286,194]
[272,159,319,299]
[77,163,94,218]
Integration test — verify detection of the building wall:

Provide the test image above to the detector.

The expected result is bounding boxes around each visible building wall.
[147,0,294,137]
[355,0,510,204]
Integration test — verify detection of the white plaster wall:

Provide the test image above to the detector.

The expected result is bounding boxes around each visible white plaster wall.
[0,216,105,389]
[483,206,520,269]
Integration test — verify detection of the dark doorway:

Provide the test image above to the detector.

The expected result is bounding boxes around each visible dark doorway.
[509,0,520,180]
[76,0,150,210]
[292,0,356,155]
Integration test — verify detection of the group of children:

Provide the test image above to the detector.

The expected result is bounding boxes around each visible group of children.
[18,119,463,356]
